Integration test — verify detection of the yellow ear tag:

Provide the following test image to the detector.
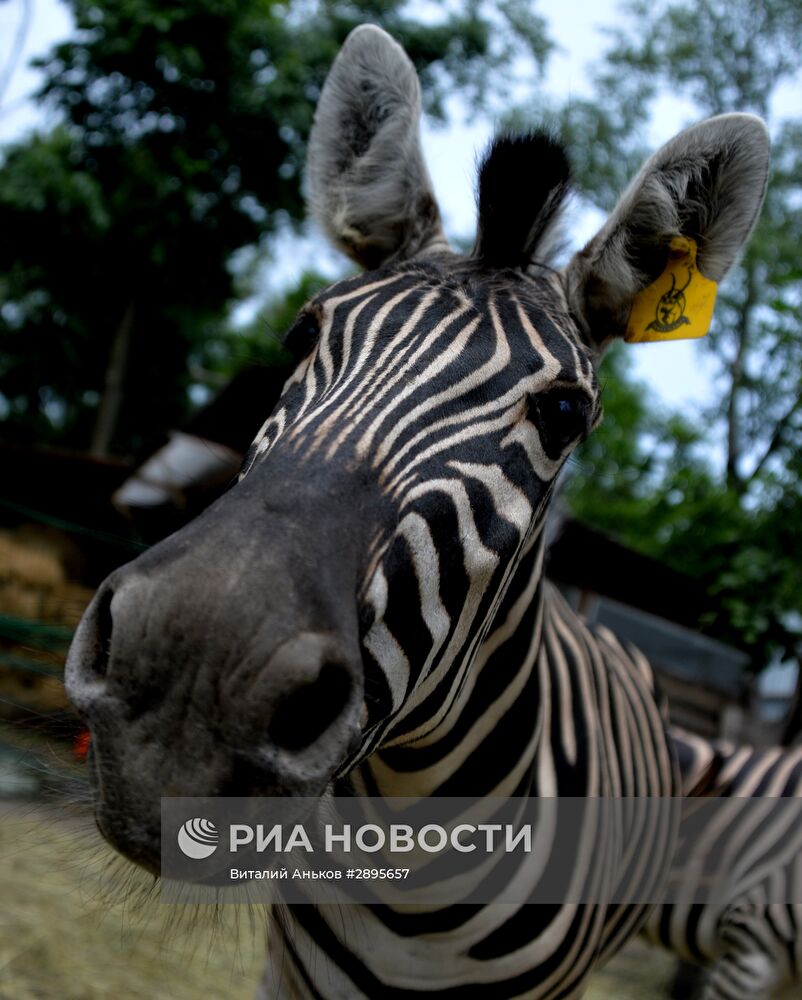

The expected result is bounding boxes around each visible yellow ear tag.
[625,236,717,343]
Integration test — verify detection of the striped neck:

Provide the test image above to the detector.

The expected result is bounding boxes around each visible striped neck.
[351,528,551,798]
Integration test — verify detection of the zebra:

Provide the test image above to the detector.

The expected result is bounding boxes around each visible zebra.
[642,727,802,999]
[65,24,770,999]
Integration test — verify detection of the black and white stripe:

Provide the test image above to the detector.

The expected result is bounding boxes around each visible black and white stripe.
[644,728,802,1000]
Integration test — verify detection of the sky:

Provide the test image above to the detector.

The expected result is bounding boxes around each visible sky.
[0,0,796,415]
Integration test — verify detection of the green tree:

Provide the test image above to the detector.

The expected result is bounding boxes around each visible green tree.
[0,0,552,457]
[551,0,802,676]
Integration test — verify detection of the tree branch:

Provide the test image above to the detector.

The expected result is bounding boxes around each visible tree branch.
[746,390,802,485]
[90,301,135,457]
[725,261,757,494]
[0,0,32,109]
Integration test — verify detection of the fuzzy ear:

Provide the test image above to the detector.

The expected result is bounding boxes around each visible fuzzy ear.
[473,132,571,270]
[306,25,446,270]
[563,114,770,352]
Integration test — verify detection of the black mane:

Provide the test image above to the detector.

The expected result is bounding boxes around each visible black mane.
[473,131,571,270]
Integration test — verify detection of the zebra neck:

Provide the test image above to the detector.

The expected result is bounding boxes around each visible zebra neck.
[353,532,556,798]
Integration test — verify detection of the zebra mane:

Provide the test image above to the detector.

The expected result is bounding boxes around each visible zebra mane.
[473,132,571,271]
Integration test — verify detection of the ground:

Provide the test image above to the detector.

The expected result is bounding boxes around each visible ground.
[0,727,794,1000]
[0,802,263,1000]
[0,799,693,1000]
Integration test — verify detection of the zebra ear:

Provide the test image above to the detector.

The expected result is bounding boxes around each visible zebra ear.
[307,25,446,270]
[563,114,770,353]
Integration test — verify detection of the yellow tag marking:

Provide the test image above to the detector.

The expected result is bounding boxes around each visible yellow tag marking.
[625,236,717,343]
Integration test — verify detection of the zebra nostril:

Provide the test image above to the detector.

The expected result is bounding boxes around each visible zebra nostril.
[85,586,114,680]
[268,661,353,752]
[65,583,116,715]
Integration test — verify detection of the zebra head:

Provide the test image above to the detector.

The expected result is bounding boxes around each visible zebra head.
[65,25,768,871]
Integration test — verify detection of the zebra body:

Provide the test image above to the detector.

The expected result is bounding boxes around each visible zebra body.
[645,728,802,999]
[64,24,771,1000]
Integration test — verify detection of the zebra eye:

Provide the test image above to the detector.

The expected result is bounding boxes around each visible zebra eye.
[284,311,320,360]
[531,389,592,459]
